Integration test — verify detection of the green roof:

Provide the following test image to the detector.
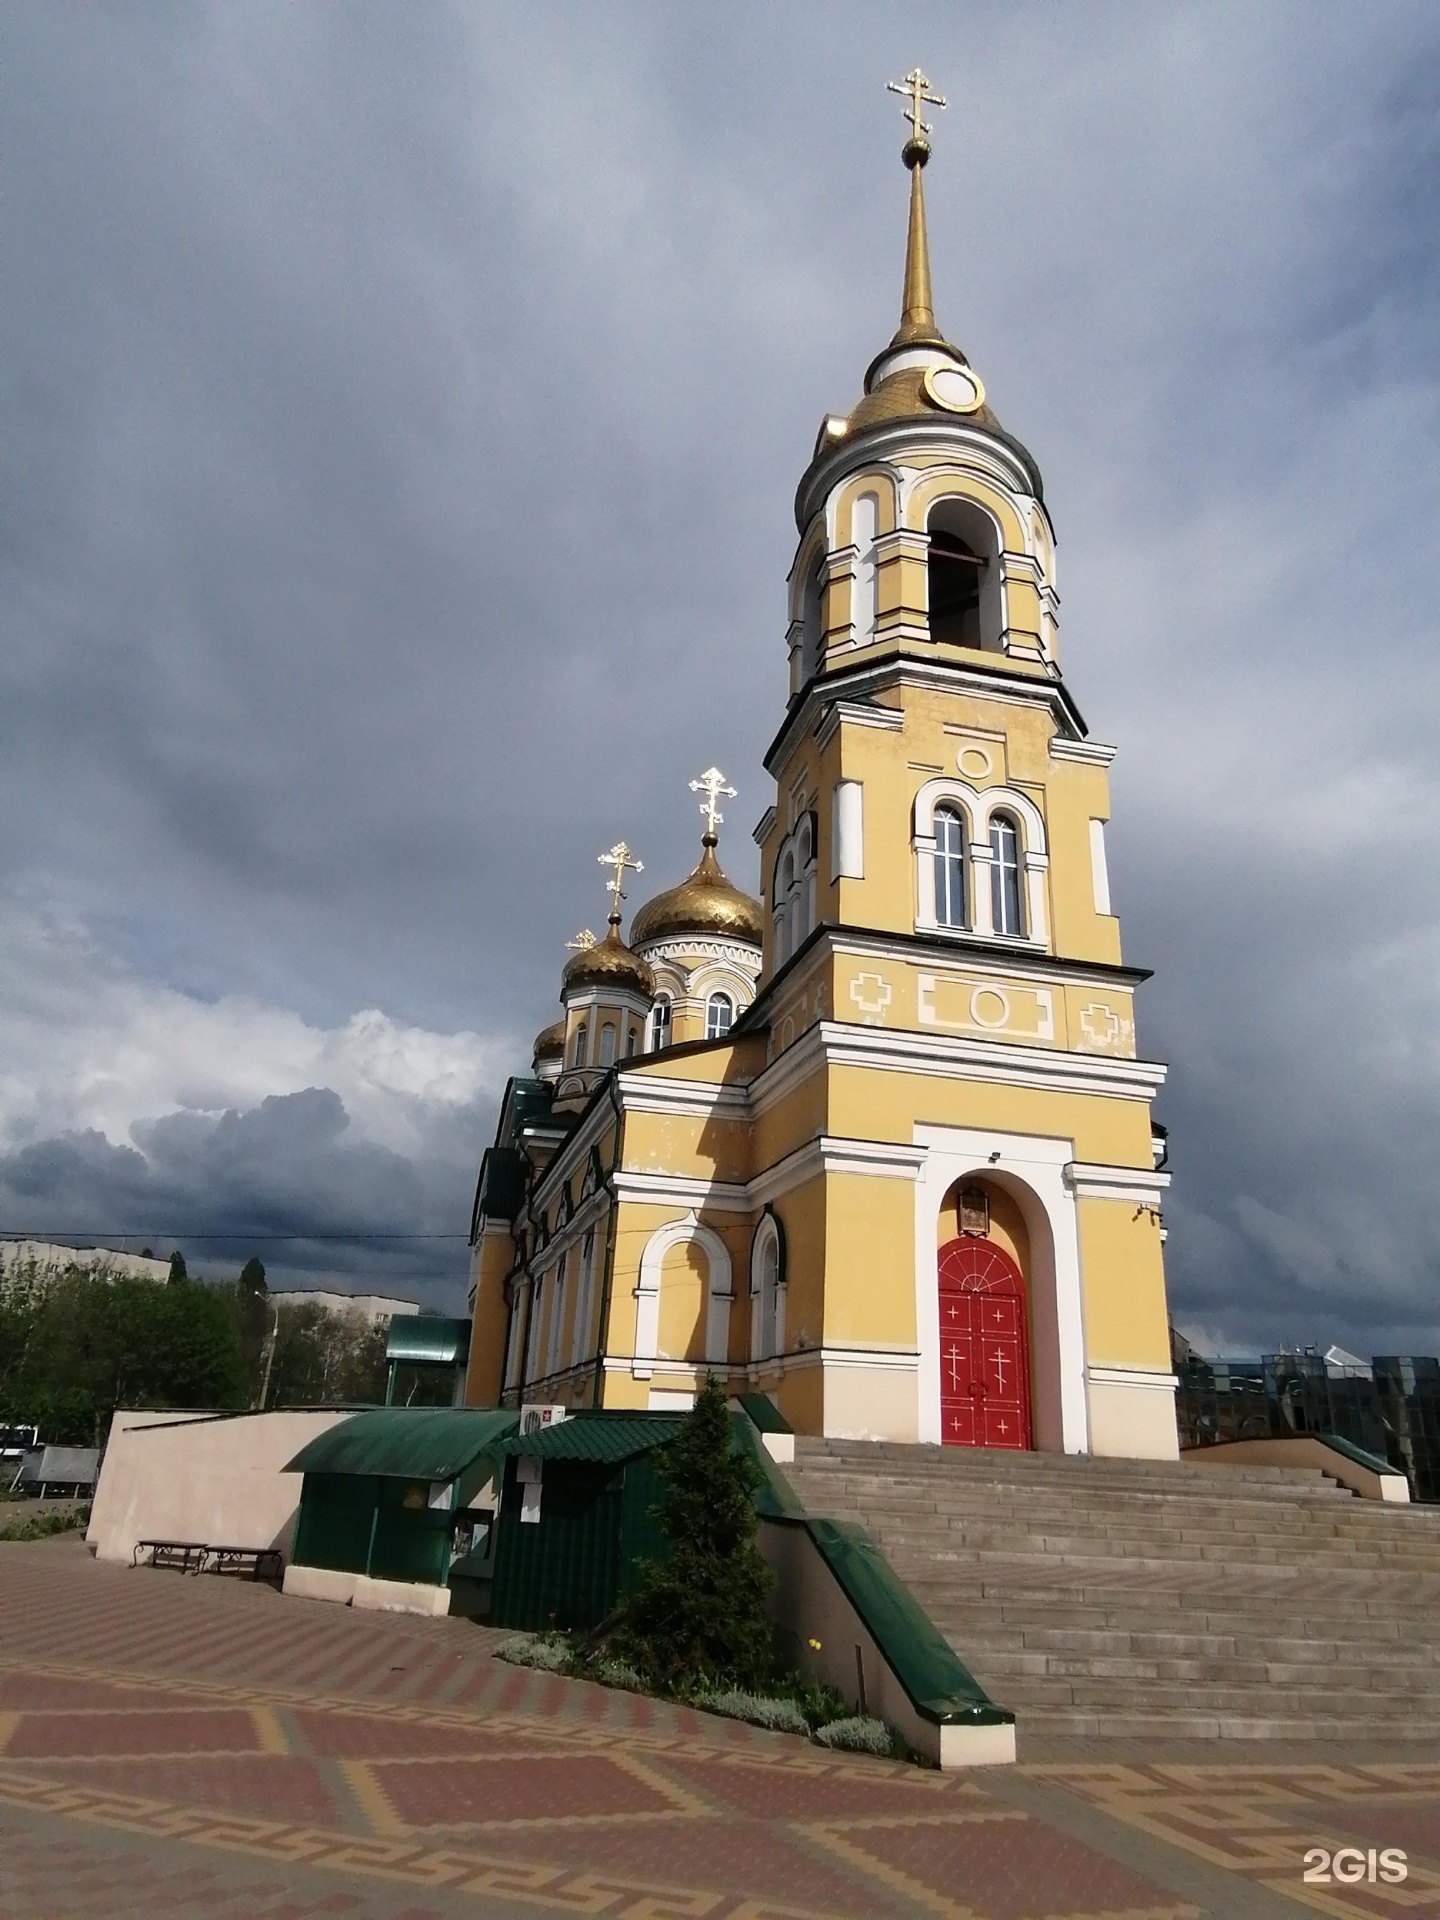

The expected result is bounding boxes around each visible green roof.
[385,1315,470,1366]
[284,1407,516,1480]
[501,1413,687,1465]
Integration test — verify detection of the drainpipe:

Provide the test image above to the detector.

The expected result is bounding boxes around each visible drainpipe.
[590,1069,625,1410]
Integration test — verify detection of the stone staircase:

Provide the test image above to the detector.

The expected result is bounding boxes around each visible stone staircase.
[787,1437,1440,1741]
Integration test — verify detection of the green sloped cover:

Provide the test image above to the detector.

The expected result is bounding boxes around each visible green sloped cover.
[283,1407,516,1480]
[803,1516,1013,1726]
[501,1413,687,1465]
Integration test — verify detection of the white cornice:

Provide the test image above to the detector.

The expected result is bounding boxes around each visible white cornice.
[1065,1162,1172,1202]
[1050,737,1117,767]
[1087,1364,1177,1394]
[814,700,906,752]
[611,1169,750,1213]
[616,1072,750,1119]
[811,1020,1167,1102]
[753,805,778,849]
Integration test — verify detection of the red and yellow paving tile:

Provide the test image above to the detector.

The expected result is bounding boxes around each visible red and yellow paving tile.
[0,1537,1434,1919]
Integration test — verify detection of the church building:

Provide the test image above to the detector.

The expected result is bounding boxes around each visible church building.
[463,76,1177,1461]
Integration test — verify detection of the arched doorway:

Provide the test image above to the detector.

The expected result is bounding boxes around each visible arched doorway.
[937,1237,1032,1450]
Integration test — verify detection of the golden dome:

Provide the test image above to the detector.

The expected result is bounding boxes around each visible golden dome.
[630,840,763,948]
[532,1019,565,1066]
[560,923,655,998]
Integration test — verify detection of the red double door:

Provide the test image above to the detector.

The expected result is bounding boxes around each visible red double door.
[937,1238,1032,1450]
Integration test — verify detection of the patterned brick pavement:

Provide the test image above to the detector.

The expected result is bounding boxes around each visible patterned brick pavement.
[0,1536,1435,1919]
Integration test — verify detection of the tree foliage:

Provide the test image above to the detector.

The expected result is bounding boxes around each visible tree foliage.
[0,1256,391,1442]
[0,1264,246,1445]
[262,1300,388,1408]
[612,1376,775,1693]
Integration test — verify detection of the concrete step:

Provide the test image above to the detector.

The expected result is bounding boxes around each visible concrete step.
[784,1437,1440,1739]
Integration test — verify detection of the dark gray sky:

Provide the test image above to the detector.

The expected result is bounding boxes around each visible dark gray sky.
[3,4,1437,1350]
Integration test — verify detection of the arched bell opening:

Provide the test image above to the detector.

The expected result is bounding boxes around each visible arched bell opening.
[936,1176,1037,1450]
[926,498,1003,652]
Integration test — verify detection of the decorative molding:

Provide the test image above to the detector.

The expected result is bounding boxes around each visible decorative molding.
[612,1169,751,1213]
[615,1073,750,1119]
[752,805,778,849]
[1065,1161,1171,1203]
[1086,1364,1178,1394]
[1049,737,1117,767]
[815,700,905,751]
[779,1344,920,1373]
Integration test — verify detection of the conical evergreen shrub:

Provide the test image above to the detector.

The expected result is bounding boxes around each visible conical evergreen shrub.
[613,1376,775,1692]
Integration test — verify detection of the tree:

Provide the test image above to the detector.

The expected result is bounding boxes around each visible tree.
[235,1257,270,1388]
[0,1267,247,1445]
[168,1250,188,1283]
[262,1301,388,1408]
[613,1376,775,1692]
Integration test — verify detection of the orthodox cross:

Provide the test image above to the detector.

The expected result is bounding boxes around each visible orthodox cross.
[689,766,737,839]
[598,841,643,920]
[887,66,946,144]
[566,929,597,953]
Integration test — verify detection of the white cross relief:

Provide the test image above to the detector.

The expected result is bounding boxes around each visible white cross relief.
[993,1308,1004,1324]
[946,1344,962,1390]
[947,1302,960,1321]
[849,971,892,1025]
[997,1419,1009,1436]
[991,1351,1008,1392]
[1080,1001,1121,1048]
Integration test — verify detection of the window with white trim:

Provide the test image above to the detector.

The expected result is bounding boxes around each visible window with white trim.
[934,805,968,929]
[749,1214,785,1361]
[598,1022,616,1067]
[647,995,672,1052]
[705,992,733,1039]
[624,1027,638,1058]
[544,1252,567,1378]
[570,1228,596,1369]
[990,813,1025,936]
[524,1275,542,1384]
[571,1022,587,1068]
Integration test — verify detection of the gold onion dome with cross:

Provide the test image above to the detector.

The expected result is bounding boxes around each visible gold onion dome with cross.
[560,843,655,997]
[803,68,1042,502]
[630,768,763,947]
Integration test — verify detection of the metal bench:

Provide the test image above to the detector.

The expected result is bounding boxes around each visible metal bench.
[134,1539,209,1573]
[207,1545,284,1583]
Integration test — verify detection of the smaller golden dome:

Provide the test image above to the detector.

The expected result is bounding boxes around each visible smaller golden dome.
[532,1019,565,1066]
[561,922,655,999]
[630,840,763,948]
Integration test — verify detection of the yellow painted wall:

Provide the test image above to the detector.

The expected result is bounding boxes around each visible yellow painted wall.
[1076,1197,1171,1370]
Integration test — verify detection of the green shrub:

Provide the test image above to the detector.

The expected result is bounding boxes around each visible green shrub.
[611,1377,775,1693]
[813,1715,895,1755]
[0,1504,90,1542]
[493,1634,569,1672]
[697,1689,810,1736]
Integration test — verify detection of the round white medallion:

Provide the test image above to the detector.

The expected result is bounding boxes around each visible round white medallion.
[923,364,986,416]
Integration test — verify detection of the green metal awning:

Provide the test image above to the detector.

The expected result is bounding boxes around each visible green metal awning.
[284,1407,516,1480]
[501,1413,686,1465]
[385,1314,471,1367]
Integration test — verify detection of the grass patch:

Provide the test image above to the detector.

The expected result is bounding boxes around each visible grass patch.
[0,1504,90,1542]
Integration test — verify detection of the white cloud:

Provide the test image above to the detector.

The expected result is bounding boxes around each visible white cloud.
[0,912,514,1159]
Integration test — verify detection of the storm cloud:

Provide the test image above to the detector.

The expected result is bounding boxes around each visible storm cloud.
[2,4,1437,1342]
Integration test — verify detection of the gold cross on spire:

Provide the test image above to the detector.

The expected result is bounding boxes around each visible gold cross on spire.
[689,766,737,841]
[887,66,946,154]
[598,841,643,924]
[566,929,597,952]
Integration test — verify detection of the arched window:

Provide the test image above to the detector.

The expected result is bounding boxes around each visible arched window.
[544,1252,567,1377]
[598,1023,616,1067]
[798,819,816,943]
[776,851,795,964]
[624,1027,638,1059]
[749,1213,786,1362]
[571,1022,587,1068]
[647,995,672,1052]
[705,992,733,1039]
[990,813,1025,936]
[799,555,824,683]
[570,1228,596,1368]
[934,806,968,929]
[851,491,878,644]
[927,530,984,647]
[926,498,1001,651]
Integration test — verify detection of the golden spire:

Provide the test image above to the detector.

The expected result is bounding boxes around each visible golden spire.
[597,841,643,932]
[886,67,947,348]
[688,766,737,847]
